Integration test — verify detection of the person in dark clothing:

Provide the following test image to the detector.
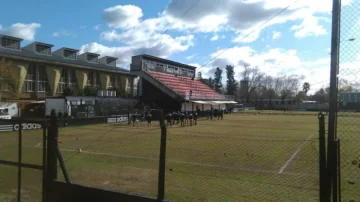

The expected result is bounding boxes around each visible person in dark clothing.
[193,112,198,125]
[177,111,181,124]
[184,112,188,124]
[166,112,172,127]
[220,109,224,120]
[127,110,131,125]
[210,108,213,120]
[146,110,152,128]
[180,112,185,127]
[214,109,218,119]
[188,112,193,126]
[172,112,177,125]
[132,111,138,127]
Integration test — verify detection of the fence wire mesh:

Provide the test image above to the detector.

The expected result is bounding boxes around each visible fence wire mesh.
[338,1,360,201]
[164,112,320,202]
[0,120,45,202]
[56,110,161,198]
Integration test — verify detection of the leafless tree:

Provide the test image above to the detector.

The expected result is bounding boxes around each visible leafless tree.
[239,66,265,102]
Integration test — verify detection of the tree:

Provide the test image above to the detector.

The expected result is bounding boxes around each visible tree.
[302,82,310,95]
[0,59,19,101]
[312,88,329,103]
[63,88,74,96]
[295,91,307,103]
[225,65,238,95]
[84,86,98,96]
[213,67,223,93]
[239,66,264,102]
[197,72,203,80]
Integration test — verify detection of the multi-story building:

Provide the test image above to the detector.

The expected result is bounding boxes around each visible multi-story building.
[0,34,137,102]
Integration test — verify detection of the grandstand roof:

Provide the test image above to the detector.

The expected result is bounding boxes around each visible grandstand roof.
[136,54,197,70]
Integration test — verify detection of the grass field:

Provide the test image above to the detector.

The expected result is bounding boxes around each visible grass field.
[0,112,359,202]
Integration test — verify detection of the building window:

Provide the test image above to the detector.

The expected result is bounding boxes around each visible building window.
[64,50,77,60]
[87,54,98,63]
[1,38,20,50]
[68,69,77,89]
[57,68,68,93]
[36,45,51,55]
[93,72,100,88]
[87,71,93,86]
[23,64,36,92]
[38,66,49,92]
[127,78,133,94]
[109,75,115,88]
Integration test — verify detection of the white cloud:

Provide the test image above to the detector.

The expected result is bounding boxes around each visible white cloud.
[291,15,327,38]
[272,31,281,39]
[164,0,353,42]
[210,34,219,41]
[80,34,194,66]
[195,45,334,93]
[0,23,41,41]
[186,54,196,60]
[52,30,76,37]
[103,5,143,29]
[93,24,102,30]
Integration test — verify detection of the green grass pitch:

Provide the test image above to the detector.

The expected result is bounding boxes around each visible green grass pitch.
[0,112,359,202]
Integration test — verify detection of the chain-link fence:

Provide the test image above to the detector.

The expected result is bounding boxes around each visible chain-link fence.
[164,112,320,201]
[54,113,162,198]
[37,110,324,201]
[338,1,360,201]
[0,119,45,202]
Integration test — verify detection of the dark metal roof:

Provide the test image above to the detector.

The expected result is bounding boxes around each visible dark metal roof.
[100,56,118,60]
[0,34,23,41]
[32,42,54,48]
[81,52,100,57]
[138,54,196,70]
[0,47,130,74]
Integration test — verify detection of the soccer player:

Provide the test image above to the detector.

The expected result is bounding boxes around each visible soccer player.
[180,112,185,127]
[166,112,172,127]
[188,112,193,126]
[194,112,198,125]
[146,110,152,128]
[132,111,138,127]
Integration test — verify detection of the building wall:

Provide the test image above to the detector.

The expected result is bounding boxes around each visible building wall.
[2,58,134,100]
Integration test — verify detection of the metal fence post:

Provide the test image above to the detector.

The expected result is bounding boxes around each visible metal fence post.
[157,110,167,201]
[318,112,329,202]
[42,121,48,202]
[328,0,341,200]
[47,113,58,181]
[17,120,23,202]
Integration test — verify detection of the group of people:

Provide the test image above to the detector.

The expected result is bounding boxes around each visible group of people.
[166,111,198,127]
[207,108,224,120]
[126,107,226,129]
[128,110,153,128]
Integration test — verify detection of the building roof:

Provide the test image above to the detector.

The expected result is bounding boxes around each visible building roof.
[0,34,23,41]
[0,47,130,74]
[137,54,197,70]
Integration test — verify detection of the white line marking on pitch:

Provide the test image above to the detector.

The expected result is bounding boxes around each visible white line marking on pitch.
[278,134,314,174]
[23,145,314,177]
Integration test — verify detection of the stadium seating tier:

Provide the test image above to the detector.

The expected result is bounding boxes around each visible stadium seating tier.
[148,71,224,100]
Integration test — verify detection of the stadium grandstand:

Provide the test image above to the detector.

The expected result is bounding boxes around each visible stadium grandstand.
[130,54,236,112]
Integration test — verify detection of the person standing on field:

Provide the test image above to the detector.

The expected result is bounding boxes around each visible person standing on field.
[146,110,152,128]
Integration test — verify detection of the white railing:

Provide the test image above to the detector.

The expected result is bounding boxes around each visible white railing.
[181,93,235,101]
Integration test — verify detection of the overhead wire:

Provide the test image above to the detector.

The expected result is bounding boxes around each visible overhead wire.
[196,0,301,72]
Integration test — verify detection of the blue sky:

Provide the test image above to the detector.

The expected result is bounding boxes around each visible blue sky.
[0,0,359,93]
